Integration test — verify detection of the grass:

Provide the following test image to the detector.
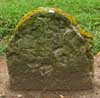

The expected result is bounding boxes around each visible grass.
[0,0,100,54]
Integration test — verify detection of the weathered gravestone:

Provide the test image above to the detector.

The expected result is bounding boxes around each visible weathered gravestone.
[6,8,94,90]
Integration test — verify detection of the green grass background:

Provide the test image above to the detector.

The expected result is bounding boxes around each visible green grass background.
[0,0,100,54]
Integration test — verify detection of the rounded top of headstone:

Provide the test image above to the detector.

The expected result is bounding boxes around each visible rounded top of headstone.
[16,7,77,29]
[15,7,92,39]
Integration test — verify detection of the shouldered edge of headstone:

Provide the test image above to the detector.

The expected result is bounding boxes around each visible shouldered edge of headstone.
[8,7,93,43]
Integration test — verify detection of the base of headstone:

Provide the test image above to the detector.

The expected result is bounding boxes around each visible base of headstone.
[9,73,93,90]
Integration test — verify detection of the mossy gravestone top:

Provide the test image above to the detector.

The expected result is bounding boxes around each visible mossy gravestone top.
[6,8,93,90]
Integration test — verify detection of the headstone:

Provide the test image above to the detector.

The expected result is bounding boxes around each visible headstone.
[6,8,94,90]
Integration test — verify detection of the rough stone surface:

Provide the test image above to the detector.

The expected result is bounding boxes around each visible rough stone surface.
[6,8,94,90]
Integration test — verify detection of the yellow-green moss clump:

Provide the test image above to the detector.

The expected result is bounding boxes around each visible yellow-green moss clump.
[6,7,94,90]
